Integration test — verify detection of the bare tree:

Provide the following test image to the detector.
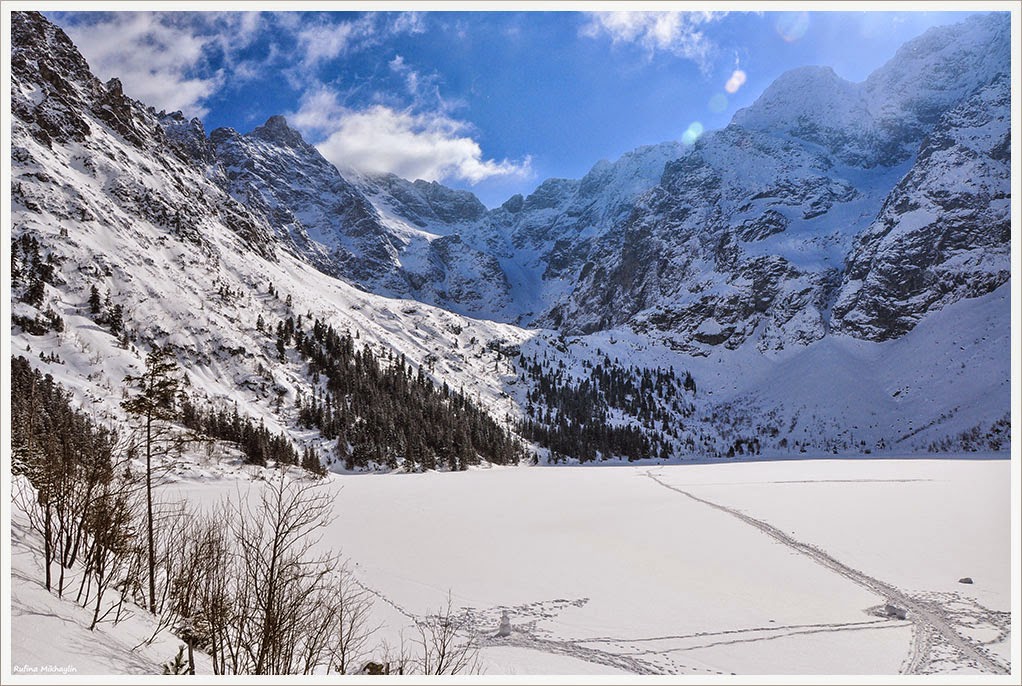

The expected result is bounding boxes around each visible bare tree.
[232,472,337,674]
[83,478,136,630]
[185,503,236,675]
[415,593,481,675]
[329,566,379,674]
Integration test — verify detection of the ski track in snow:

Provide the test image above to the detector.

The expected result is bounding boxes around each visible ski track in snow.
[643,471,1010,675]
[342,470,1008,676]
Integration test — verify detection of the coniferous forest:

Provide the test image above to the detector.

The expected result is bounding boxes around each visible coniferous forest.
[514,351,697,462]
[286,317,531,471]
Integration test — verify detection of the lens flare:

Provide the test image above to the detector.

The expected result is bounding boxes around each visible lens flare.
[681,121,704,145]
[775,12,810,43]
[708,93,728,113]
[724,69,747,94]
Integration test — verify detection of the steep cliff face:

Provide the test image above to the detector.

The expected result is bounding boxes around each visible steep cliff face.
[207,116,515,317]
[541,124,870,352]
[832,75,1011,340]
[358,173,488,227]
[458,142,687,323]
[210,116,393,283]
[12,11,150,150]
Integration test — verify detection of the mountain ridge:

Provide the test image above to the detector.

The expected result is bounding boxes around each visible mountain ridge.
[9,10,1011,466]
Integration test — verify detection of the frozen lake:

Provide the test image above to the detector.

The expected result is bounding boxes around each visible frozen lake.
[173,457,1012,675]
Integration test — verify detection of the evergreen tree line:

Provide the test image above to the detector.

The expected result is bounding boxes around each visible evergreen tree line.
[514,353,697,463]
[278,316,529,471]
[11,233,64,334]
[178,398,322,473]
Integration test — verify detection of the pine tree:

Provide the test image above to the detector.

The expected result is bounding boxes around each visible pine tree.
[88,285,102,315]
[121,345,183,612]
[108,303,124,335]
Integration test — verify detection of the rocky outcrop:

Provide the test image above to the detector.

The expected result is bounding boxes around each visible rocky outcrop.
[832,75,1011,340]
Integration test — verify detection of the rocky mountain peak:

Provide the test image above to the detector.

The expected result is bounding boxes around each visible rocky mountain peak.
[11,11,166,151]
[105,77,124,96]
[160,110,214,165]
[730,13,1009,170]
[249,115,311,150]
[11,11,95,86]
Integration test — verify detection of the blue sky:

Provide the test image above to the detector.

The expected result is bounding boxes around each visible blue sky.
[47,8,986,207]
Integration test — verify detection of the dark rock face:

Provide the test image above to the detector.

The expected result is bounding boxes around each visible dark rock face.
[10,12,170,152]
[250,115,318,151]
[11,11,98,146]
[160,111,215,165]
[832,76,1011,340]
[363,175,488,226]
[735,210,790,243]
[540,124,857,351]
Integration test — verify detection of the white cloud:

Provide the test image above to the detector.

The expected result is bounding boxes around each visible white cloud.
[389,12,426,36]
[581,11,727,70]
[389,54,421,95]
[288,88,348,135]
[290,90,531,185]
[294,12,427,71]
[60,13,218,117]
[295,16,373,69]
[57,12,268,118]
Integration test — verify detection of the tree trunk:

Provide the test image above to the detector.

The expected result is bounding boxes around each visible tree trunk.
[43,500,52,591]
[146,412,156,612]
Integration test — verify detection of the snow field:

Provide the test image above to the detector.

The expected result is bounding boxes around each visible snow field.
[162,458,1011,675]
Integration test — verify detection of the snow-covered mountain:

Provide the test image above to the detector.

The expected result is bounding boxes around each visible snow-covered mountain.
[536,12,1010,349]
[9,11,532,468]
[206,114,516,319]
[8,10,1011,463]
[832,74,1011,339]
[141,12,1011,353]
